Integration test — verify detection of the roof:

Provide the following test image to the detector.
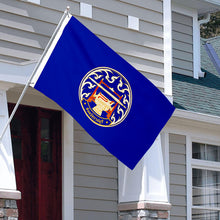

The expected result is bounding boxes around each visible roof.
[172,37,220,117]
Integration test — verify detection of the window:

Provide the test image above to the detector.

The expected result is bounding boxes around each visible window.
[191,142,220,219]
[11,118,22,160]
[41,118,53,162]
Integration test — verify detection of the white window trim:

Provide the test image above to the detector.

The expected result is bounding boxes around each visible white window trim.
[187,137,220,220]
[172,3,201,79]
[192,159,220,172]
[186,136,192,220]
[165,109,220,220]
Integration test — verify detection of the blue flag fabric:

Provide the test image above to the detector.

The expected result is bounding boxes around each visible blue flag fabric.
[32,15,175,169]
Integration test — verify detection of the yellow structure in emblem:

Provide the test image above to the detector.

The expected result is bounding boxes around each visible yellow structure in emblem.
[92,92,115,116]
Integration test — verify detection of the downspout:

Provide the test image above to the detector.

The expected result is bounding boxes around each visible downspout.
[198,13,211,77]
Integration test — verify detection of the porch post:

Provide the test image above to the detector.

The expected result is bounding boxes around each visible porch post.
[118,135,171,220]
[0,83,21,220]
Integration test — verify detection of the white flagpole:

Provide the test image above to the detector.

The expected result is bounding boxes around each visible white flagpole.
[0,7,71,142]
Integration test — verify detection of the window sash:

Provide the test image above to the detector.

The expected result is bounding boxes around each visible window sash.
[192,168,220,208]
[192,142,220,162]
[192,207,220,220]
[192,159,220,172]
[191,142,220,219]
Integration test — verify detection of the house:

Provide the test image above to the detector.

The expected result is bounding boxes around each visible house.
[0,0,219,220]
[170,34,220,219]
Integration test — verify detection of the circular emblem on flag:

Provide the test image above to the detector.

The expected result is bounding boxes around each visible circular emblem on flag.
[79,67,132,127]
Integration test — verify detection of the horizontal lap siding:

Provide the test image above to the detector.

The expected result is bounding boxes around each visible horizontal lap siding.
[1,0,164,89]
[172,12,193,77]
[169,134,187,220]
[76,0,164,89]
[2,1,164,219]
[0,0,59,62]
[74,121,118,220]
[71,2,163,219]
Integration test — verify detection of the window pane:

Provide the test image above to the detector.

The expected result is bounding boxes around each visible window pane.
[192,209,220,220]
[207,170,220,207]
[11,118,21,136]
[41,118,50,139]
[193,169,205,187]
[207,144,220,162]
[192,142,220,162]
[193,168,220,208]
[11,118,22,160]
[193,169,206,206]
[41,141,52,162]
[12,138,22,160]
[192,143,205,160]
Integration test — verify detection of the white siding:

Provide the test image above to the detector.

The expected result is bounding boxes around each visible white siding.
[74,121,118,220]
[1,1,164,219]
[172,12,193,77]
[1,0,164,89]
[169,134,187,220]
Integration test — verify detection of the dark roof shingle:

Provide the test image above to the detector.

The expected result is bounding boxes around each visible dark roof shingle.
[173,37,220,117]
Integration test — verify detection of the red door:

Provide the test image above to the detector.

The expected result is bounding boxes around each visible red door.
[9,105,62,220]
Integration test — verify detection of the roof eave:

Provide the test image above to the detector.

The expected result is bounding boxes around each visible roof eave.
[172,0,220,16]
[173,109,220,125]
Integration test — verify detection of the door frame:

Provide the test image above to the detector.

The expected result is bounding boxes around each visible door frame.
[62,111,74,220]
[7,89,74,220]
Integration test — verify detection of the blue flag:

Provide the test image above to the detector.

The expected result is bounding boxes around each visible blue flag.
[31,14,175,169]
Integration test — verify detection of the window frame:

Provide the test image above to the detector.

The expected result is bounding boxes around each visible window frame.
[189,139,220,219]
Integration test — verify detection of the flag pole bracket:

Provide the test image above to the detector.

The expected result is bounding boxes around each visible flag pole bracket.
[0,8,70,143]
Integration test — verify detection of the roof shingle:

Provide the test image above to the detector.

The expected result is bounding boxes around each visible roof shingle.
[173,37,220,117]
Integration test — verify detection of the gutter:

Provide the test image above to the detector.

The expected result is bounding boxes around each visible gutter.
[173,109,220,125]
[198,13,211,25]
[203,0,220,6]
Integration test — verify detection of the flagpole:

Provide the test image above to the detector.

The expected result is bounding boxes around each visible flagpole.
[0,7,71,142]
